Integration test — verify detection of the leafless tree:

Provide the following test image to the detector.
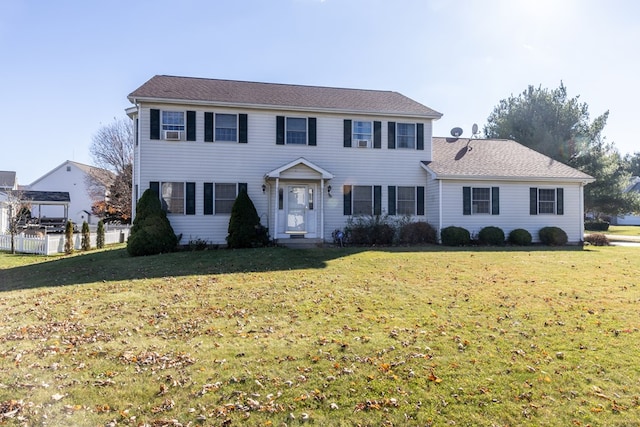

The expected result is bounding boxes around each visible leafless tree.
[3,190,29,254]
[87,118,134,222]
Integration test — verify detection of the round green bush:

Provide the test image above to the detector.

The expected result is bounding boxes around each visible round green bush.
[127,189,178,256]
[538,226,568,246]
[478,226,505,246]
[440,226,471,246]
[398,221,437,245]
[508,228,532,246]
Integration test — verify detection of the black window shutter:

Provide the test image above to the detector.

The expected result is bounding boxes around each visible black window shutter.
[491,187,500,215]
[238,183,248,194]
[150,181,160,198]
[343,185,352,215]
[388,186,397,215]
[308,117,317,146]
[204,183,213,215]
[186,182,196,215]
[417,123,424,150]
[239,114,248,143]
[276,116,285,144]
[556,188,564,215]
[343,119,352,147]
[463,187,471,215]
[530,188,538,215]
[204,112,214,142]
[373,186,382,215]
[374,121,382,149]
[150,109,160,140]
[388,122,396,149]
[186,111,196,141]
[135,118,139,146]
[417,186,425,215]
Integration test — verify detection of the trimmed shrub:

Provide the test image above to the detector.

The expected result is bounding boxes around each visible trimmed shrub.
[345,215,395,246]
[539,226,568,246]
[81,221,91,251]
[478,226,505,246]
[584,233,609,246]
[127,189,178,256]
[96,220,105,249]
[440,226,471,246]
[227,189,269,248]
[508,228,532,246]
[399,221,437,245]
[584,220,609,231]
[64,220,74,254]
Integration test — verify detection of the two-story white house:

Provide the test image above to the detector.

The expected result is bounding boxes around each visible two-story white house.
[127,75,593,245]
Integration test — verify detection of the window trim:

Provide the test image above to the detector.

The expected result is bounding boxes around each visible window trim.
[352,185,374,216]
[396,123,416,149]
[160,181,185,215]
[537,188,557,215]
[472,187,491,215]
[285,117,308,145]
[215,113,238,142]
[352,120,373,148]
[161,111,185,140]
[214,183,238,215]
[396,186,417,216]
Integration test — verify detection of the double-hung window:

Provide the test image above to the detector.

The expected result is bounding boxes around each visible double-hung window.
[397,123,416,149]
[353,121,372,148]
[215,114,237,142]
[162,111,185,138]
[215,183,237,214]
[161,182,184,214]
[472,188,491,214]
[353,186,373,215]
[286,118,307,144]
[397,186,416,215]
[538,189,556,214]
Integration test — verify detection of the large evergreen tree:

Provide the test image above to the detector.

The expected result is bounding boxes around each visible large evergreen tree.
[484,83,640,216]
[226,189,268,248]
[127,189,178,256]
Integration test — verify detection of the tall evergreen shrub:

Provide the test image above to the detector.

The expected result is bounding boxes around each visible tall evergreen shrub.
[127,189,178,256]
[64,220,74,254]
[96,220,105,249]
[81,221,91,251]
[226,189,268,248]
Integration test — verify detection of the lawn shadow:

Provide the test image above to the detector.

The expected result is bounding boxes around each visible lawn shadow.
[1,244,595,292]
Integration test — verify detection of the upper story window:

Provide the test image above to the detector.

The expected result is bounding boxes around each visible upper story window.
[397,123,416,149]
[472,188,491,214]
[215,114,238,142]
[286,118,307,144]
[353,121,372,148]
[161,111,185,140]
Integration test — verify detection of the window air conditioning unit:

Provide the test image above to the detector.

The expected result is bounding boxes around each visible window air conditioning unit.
[164,130,182,140]
[357,139,370,148]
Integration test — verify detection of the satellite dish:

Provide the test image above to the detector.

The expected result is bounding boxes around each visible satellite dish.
[471,123,479,135]
[450,127,463,138]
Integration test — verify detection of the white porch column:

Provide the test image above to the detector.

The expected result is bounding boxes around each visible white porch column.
[320,180,325,242]
[274,178,279,240]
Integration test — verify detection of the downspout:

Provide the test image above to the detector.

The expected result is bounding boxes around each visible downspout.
[438,180,443,243]
[579,181,586,243]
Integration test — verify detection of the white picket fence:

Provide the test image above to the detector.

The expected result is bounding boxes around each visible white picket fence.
[0,227,130,255]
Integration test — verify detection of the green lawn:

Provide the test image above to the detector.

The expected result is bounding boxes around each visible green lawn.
[1,244,639,426]
[605,225,640,236]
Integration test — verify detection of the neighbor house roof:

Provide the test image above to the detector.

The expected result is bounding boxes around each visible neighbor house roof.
[21,191,71,204]
[423,137,595,182]
[0,171,17,189]
[128,75,443,118]
[29,160,114,188]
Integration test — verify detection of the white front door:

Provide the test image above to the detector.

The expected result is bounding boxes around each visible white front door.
[286,185,308,233]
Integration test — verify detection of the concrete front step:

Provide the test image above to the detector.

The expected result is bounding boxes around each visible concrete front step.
[277,237,324,249]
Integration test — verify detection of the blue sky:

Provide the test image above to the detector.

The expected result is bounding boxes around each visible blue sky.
[1,0,638,184]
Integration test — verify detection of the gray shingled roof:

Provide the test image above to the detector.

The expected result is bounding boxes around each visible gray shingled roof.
[128,75,442,118]
[20,191,70,203]
[426,137,594,181]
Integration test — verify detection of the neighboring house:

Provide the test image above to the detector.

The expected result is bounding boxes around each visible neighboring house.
[0,171,17,191]
[611,177,640,225]
[126,75,593,245]
[27,160,113,225]
[0,171,18,233]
